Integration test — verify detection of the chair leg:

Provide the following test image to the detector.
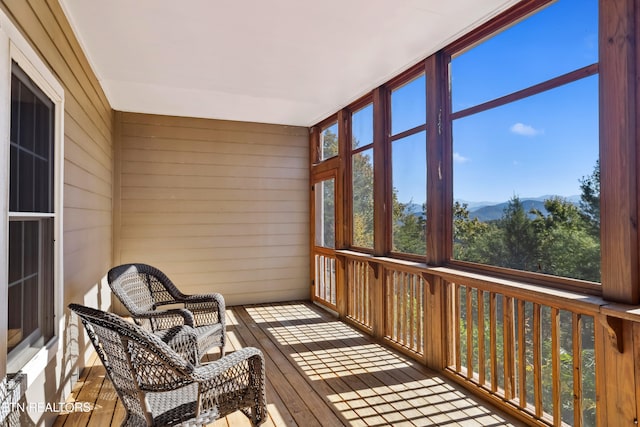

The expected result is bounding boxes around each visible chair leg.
[220,345,226,358]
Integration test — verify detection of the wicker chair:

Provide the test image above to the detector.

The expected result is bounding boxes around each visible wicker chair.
[107,263,226,359]
[69,303,267,427]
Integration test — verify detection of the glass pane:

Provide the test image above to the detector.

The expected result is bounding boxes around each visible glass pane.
[314,178,335,248]
[319,122,338,161]
[392,131,426,255]
[391,74,426,135]
[452,76,600,282]
[11,66,54,214]
[352,148,374,248]
[35,158,51,212]
[34,100,52,158]
[352,103,373,149]
[7,283,22,353]
[18,82,35,152]
[24,221,39,276]
[18,150,34,212]
[8,220,41,353]
[10,74,19,144]
[9,145,18,212]
[8,221,22,285]
[451,0,598,112]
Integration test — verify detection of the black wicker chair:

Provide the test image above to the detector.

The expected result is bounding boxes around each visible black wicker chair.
[69,303,267,426]
[107,263,226,360]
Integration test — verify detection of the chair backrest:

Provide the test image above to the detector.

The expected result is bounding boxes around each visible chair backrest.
[107,264,179,326]
[69,303,195,426]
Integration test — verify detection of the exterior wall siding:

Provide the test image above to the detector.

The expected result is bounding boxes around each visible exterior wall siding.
[0,0,113,424]
[115,112,309,306]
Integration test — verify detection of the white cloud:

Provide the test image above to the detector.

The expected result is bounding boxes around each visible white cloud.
[453,152,469,163]
[510,122,542,136]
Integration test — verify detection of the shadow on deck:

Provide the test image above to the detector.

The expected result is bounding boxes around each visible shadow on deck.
[54,301,525,426]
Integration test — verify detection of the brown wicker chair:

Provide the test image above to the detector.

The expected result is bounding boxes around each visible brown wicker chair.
[69,303,267,426]
[107,263,226,360]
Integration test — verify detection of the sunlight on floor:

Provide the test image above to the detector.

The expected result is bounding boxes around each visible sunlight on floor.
[290,344,411,380]
[267,322,364,345]
[245,303,324,323]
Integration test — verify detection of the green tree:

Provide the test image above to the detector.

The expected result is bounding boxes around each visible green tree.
[579,159,600,236]
[499,196,539,271]
[352,150,374,247]
[532,197,600,281]
[453,201,490,260]
[393,200,426,254]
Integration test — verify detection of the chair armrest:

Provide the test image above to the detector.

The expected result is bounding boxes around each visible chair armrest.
[180,293,226,327]
[193,347,266,422]
[135,308,196,328]
[193,347,263,378]
[154,325,201,365]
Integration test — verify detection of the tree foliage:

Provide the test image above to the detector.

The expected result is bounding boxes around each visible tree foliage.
[454,163,601,283]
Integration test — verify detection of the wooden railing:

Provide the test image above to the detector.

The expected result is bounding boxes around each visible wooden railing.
[346,259,372,330]
[314,252,337,308]
[335,250,607,427]
[448,280,597,427]
[384,268,425,355]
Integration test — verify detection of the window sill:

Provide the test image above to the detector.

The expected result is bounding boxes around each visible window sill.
[7,336,59,389]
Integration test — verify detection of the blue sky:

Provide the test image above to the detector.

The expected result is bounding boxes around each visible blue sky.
[451,0,598,204]
[385,0,599,206]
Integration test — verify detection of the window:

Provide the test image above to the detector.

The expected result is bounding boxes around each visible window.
[351,103,374,249]
[318,122,338,162]
[450,0,600,282]
[314,177,336,249]
[390,74,427,256]
[0,18,64,378]
[7,64,56,364]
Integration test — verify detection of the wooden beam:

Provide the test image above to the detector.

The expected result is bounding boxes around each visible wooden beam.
[599,0,639,303]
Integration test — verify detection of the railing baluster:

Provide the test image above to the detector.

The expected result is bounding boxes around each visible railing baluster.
[455,284,461,373]
[410,274,416,352]
[490,292,497,393]
[418,275,424,354]
[478,289,485,386]
[534,303,543,418]
[385,270,391,339]
[518,299,526,408]
[573,313,583,427]
[358,262,363,321]
[551,307,561,425]
[466,285,473,379]
[504,296,515,400]
[402,272,406,344]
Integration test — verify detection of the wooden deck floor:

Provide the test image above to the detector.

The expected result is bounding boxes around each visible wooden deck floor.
[54,301,525,427]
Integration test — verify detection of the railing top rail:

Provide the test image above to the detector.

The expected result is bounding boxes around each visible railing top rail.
[432,267,604,315]
[336,250,428,275]
[337,250,607,315]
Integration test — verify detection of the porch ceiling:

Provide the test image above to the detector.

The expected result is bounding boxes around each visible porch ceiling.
[59,0,520,127]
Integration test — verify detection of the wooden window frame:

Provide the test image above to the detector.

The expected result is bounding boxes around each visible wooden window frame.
[311,0,640,303]
[386,64,428,261]
[442,0,603,295]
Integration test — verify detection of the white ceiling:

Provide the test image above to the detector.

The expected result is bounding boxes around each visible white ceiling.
[59,0,521,127]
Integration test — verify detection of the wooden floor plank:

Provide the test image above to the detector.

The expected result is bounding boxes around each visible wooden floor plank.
[55,301,526,426]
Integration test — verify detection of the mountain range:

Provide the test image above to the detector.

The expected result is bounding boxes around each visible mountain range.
[461,195,581,222]
[402,195,582,222]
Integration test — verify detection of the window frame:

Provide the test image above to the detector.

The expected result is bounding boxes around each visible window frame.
[0,10,65,380]
[312,0,640,302]
[347,94,375,252]
[442,0,602,294]
[387,67,429,260]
